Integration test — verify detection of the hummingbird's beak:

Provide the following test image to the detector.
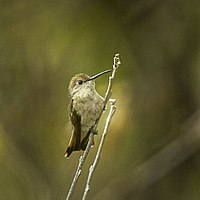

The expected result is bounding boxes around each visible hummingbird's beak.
[88,69,111,81]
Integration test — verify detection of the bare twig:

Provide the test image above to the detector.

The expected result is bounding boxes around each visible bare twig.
[65,54,121,200]
[82,100,116,200]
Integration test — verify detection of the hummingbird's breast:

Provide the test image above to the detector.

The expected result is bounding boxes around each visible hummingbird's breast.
[73,88,104,138]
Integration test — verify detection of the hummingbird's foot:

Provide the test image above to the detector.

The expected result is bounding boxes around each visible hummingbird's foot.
[90,126,98,135]
[93,129,98,135]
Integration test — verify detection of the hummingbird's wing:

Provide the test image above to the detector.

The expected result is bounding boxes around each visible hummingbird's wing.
[65,99,81,157]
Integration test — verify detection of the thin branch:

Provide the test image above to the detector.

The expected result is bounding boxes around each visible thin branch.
[65,53,121,200]
[82,100,116,200]
[81,53,120,199]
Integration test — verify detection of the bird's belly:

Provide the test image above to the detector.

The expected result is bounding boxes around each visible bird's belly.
[73,94,104,129]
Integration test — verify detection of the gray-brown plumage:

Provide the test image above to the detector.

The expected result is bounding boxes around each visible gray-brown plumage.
[65,70,111,157]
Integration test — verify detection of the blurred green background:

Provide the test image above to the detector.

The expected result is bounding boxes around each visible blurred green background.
[1,0,200,199]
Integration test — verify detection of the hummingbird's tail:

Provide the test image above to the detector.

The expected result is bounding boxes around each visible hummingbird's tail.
[64,129,81,158]
[64,129,95,157]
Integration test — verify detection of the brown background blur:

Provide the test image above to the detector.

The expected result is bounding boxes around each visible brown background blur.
[1,1,200,200]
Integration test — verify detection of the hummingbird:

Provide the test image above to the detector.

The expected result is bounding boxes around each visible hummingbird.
[65,69,111,157]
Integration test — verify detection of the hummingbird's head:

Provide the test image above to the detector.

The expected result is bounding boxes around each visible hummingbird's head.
[68,69,111,97]
[68,73,91,96]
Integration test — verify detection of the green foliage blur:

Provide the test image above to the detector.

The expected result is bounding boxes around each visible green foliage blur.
[1,1,200,199]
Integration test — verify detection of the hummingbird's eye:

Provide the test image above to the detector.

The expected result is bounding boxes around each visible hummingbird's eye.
[76,80,83,85]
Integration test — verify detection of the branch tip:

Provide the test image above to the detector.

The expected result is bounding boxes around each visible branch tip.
[113,53,121,69]
[109,98,116,104]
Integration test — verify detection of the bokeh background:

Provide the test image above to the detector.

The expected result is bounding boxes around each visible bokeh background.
[1,0,200,199]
